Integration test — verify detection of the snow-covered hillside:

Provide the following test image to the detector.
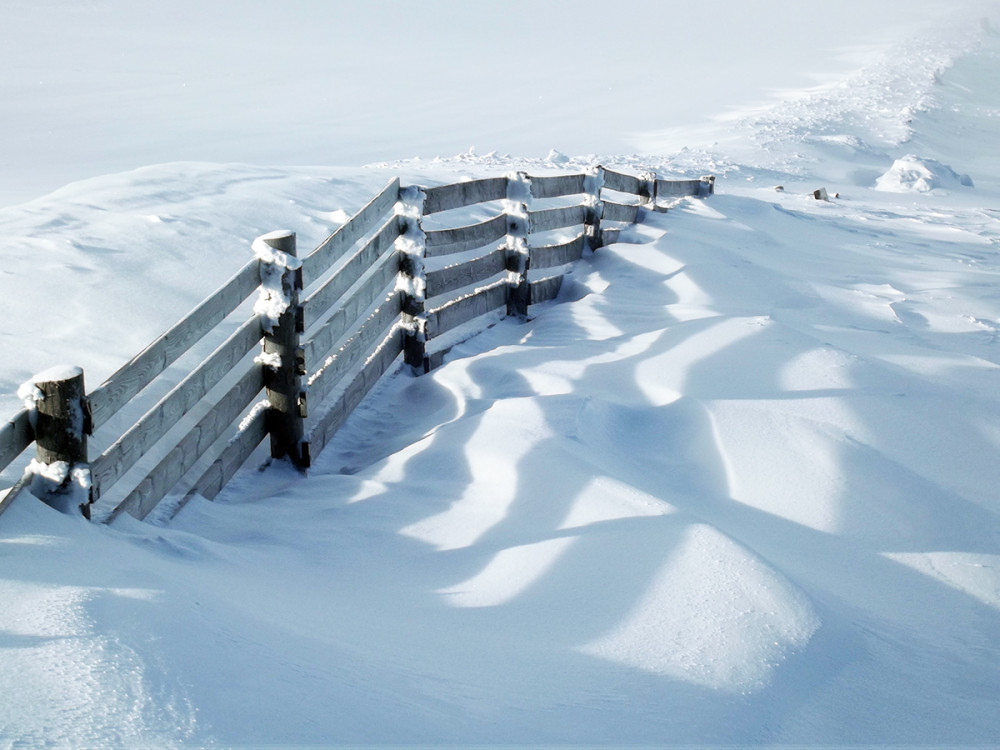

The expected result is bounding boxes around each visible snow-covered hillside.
[2,2,1000,746]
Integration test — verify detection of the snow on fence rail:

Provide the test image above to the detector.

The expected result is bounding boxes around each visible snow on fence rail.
[0,168,713,523]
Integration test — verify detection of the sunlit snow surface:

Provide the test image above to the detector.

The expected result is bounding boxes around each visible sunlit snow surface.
[2,2,1000,746]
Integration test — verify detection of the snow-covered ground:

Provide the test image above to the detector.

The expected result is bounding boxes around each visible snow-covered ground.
[3,1,1000,746]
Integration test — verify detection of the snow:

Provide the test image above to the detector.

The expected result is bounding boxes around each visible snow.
[3,1,1000,746]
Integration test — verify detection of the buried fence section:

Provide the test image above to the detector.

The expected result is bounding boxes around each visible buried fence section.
[0,167,713,523]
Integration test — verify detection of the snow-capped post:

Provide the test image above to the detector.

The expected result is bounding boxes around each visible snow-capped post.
[396,186,429,374]
[584,165,605,251]
[699,175,716,197]
[504,172,532,318]
[253,230,308,468]
[639,170,657,208]
[20,365,93,516]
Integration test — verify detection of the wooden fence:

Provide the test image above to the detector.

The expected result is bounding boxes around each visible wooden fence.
[0,167,713,523]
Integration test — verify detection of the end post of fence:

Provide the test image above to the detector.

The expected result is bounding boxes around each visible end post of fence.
[22,365,94,516]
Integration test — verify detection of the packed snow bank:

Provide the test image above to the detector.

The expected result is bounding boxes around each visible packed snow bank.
[875,153,975,192]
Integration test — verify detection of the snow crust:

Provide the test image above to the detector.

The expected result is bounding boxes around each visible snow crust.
[2,2,1000,746]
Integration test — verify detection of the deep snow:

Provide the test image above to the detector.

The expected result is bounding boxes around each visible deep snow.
[3,2,1000,747]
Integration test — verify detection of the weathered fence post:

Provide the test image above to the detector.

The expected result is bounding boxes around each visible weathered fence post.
[254,230,308,468]
[505,172,532,319]
[397,186,430,374]
[21,365,93,516]
[699,175,716,197]
[585,165,605,251]
[639,170,657,208]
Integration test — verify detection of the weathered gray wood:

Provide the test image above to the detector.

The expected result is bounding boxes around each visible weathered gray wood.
[107,363,265,522]
[422,177,508,215]
[425,280,507,339]
[88,259,260,431]
[528,173,588,199]
[424,213,507,258]
[90,315,264,501]
[654,178,703,197]
[308,292,403,406]
[183,405,267,505]
[303,217,401,329]
[531,233,587,271]
[0,409,33,473]
[305,328,403,463]
[302,177,400,284]
[528,204,588,234]
[601,227,623,245]
[602,168,643,195]
[602,200,641,224]
[33,367,88,468]
[530,275,564,304]
[0,474,31,519]
[303,254,399,367]
[425,246,507,300]
[259,231,306,467]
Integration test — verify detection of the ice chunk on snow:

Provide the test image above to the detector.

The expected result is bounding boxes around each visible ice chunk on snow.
[875,154,974,193]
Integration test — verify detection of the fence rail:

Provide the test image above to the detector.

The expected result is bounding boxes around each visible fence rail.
[0,166,713,523]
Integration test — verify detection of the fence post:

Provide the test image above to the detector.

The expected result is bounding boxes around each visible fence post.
[254,230,308,468]
[639,170,657,208]
[22,365,93,516]
[505,172,532,319]
[699,175,716,197]
[397,187,429,374]
[585,165,605,251]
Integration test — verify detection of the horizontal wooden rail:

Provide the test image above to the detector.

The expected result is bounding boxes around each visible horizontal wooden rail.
[529,173,588,199]
[305,327,404,464]
[425,246,507,300]
[108,363,265,522]
[90,314,264,500]
[87,259,260,432]
[655,178,705,197]
[302,178,400,285]
[424,213,508,258]
[602,168,643,195]
[0,409,33,474]
[426,280,508,340]
[530,275,564,304]
[307,291,403,406]
[303,250,401,367]
[532,233,587,271]
[303,217,401,331]
[529,204,588,234]
[602,200,641,224]
[184,405,268,505]
[422,177,508,215]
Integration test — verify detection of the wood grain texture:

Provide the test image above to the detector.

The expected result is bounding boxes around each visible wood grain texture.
[602,200,641,224]
[90,315,263,500]
[425,246,507,300]
[184,405,267,504]
[531,233,586,271]
[88,259,260,431]
[108,363,264,522]
[655,178,702,197]
[0,409,33,473]
[303,217,400,330]
[422,177,508,215]
[307,291,403,405]
[303,254,399,367]
[305,328,403,461]
[302,177,400,284]
[602,168,643,195]
[424,213,507,258]
[528,204,588,234]
[425,280,507,339]
[530,274,564,304]
[529,173,587,199]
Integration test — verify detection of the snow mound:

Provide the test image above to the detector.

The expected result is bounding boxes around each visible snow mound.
[874,154,974,193]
